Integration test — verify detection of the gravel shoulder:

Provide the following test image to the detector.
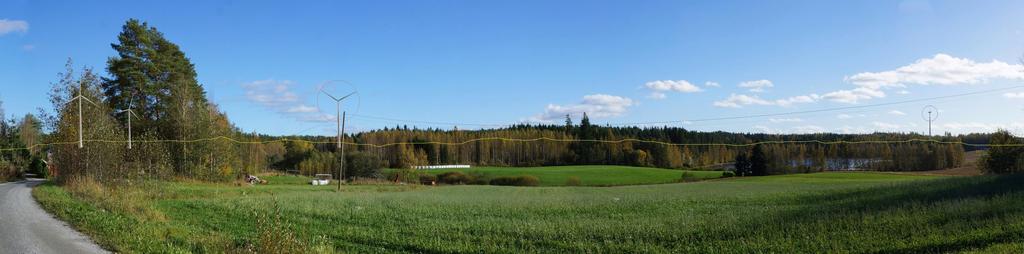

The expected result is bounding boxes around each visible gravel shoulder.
[0,179,107,254]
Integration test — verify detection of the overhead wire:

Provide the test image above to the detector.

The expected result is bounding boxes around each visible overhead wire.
[1,136,1019,153]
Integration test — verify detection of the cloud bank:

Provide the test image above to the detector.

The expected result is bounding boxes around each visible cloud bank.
[242,79,334,122]
[530,94,634,122]
[714,54,1024,108]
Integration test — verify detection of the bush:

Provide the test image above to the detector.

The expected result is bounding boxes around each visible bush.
[565,176,581,186]
[488,176,516,186]
[467,171,489,185]
[721,171,736,178]
[0,160,14,182]
[387,168,419,183]
[438,171,470,184]
[489,175,540,186]
[418,174,437,185]
[345,152,384,179]
[680,171,699,182]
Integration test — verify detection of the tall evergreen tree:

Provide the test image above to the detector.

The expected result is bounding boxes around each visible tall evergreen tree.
[103,19,237,178]
[734,152,751,176]
[564,114,572,134]
[750,144,768,176]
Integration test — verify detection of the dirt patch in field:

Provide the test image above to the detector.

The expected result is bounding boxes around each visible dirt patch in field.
[911,151,984,176]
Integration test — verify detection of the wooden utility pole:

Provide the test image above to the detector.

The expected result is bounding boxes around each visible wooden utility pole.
[338,111,346,191]
[321,89,356,191]
[78,91,83,148]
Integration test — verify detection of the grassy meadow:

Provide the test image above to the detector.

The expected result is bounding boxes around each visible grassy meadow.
[32,170,1024,253]
[395,165,722,186]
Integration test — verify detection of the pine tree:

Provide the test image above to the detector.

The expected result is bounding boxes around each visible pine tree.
[564,114,572,134]
[750,144,768,176]
[104,19,237,179]
[733,152,751,176]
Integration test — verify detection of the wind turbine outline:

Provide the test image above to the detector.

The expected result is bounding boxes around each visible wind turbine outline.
[114,96,142,149]
[68,82,100,148]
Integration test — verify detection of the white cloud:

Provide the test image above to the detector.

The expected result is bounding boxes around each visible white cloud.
[845,54,1024,89]
[286,105,318,113]
[872,121,902,130]
[704,81,720,87]
[759,53,1024,106]
[530,94,634,121]
[644,80,702,99]
[768,118,803,123]
[792,125,825,134]
[839,125,870,134]
[821,87,885,104]
[753,125,776,133]
[837,114,866,120]
[1004,92,1024,99]
[711,54,1024,108]
[888,110,907,116]
[738,79,774,92]
[648,92,667,99]
[940,122,1024,134]
[242,79,333,122]
[713,94,770,108]
[774,94,820,106]
[0,19,28,35]
[713,93,819,108]
[21,44,34,51]
[244,80,299,106]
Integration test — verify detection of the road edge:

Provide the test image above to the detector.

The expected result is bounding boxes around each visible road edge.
[25,179,111,253]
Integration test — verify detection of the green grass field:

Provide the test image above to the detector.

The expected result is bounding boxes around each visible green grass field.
[395,165,722,186]
[33,171,1024,253]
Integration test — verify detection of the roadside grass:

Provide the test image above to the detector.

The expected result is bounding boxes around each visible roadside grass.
[391,165,722,186]
[33,172,1024,253]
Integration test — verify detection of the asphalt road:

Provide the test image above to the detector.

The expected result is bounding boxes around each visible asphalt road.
[0,179,108,254]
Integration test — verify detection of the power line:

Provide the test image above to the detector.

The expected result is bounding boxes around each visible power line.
[0,136,1016,153]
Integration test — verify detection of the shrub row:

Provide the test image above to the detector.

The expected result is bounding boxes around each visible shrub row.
[432,171,540,186]
[488,175,540,186]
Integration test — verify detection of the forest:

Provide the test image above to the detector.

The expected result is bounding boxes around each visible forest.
[320,120,967,175]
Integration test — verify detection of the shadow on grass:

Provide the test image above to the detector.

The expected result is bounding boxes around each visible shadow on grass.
[742,174,1024,253]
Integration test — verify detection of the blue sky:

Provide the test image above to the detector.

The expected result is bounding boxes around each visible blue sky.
[3,0,1024,136]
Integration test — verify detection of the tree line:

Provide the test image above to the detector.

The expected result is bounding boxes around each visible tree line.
[0,102,44,182]
[261,112,968,175]
[323,114,967,174]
